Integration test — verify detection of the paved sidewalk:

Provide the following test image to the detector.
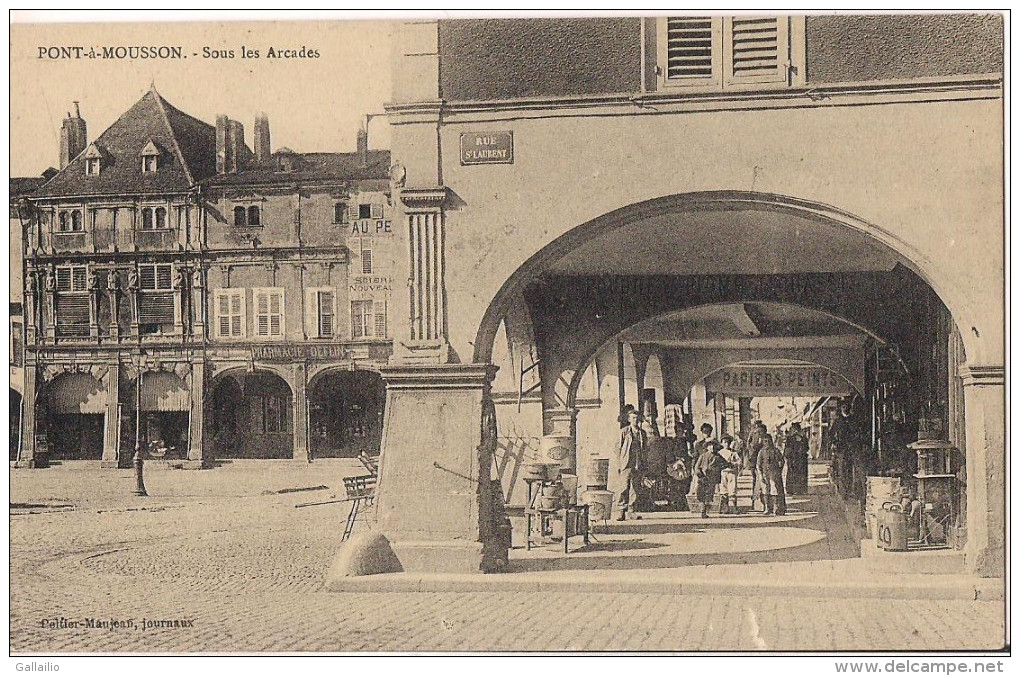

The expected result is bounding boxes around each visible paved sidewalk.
[9,460,1007,652]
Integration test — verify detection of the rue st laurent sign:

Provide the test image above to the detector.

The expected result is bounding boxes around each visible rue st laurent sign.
[704,365,852,397]
[460,131,514,165]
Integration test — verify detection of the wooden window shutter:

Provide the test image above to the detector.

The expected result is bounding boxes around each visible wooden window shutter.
[256,291,269,336]
[269,291,282,336]
[318,290,334,337]
[724,17,789,85]
[361,249,373,275]
[230,292,243,337]
[374,300,388,338]
[370,202,383,219]
[140,265,157,290]
[217,293,231,337]
[156,264,172,290]
[662,17,722,86]
[348,202,360,222]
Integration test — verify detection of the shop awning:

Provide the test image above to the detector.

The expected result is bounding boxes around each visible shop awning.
[139,371,190,411]
[49,373,107,414]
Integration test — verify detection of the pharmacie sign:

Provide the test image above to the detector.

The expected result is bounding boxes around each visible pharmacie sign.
[704,366,852,397]
[250,343,391,363]
[460,131,513,165]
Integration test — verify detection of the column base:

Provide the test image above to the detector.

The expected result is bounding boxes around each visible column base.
[389,539,495,574]
[965,544,1005,578]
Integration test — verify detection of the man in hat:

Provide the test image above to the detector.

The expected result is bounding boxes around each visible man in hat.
[612,409,646,521]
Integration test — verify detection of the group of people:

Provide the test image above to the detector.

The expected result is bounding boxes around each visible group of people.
[611,408,800,522]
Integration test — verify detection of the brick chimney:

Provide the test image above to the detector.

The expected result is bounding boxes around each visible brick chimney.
[227,120,246,172]
[253,113,271,166]
[357,127,369,167]
[59,101,87,169]
[215,115,230,174]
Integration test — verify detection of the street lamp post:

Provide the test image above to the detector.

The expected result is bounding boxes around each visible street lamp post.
[133,355,148,497]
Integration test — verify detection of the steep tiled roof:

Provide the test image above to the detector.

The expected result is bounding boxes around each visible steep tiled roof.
[33,89,216,198]
[9,177,46,199]
[202,150,391,187]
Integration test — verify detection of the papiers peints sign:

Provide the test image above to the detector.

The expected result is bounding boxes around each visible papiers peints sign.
[704,365,852,397]
[460,131,514,165]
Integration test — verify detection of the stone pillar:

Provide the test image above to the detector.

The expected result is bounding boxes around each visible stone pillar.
[396,189,450,364]
[191,267,205,338]
[101,363,120,467]
[24,269,37,344]
[173,267,185,335]
[18,365,37,468]
[43,267,56,342]
[373,364,504,573]
[293,364,309,462]
[959,365,1004,578]
[188,361,204,464]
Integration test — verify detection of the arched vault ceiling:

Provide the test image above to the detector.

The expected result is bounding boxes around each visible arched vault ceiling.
[548,209,900,276]
[619,302,870,351]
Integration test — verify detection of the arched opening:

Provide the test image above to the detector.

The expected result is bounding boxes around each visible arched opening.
[10,389,23,462]
[474,192,971,568]
[121,371,191,461]
[308,368,385,458]
[208,369,293,459]
[38,372,107,461]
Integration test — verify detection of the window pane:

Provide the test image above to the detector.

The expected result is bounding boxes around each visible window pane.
[248,206,260,226]
[359,204,372,219]
[334,203,345,223]
[155,207,166,229]
[233,206,247,227]
[142,209,153,230]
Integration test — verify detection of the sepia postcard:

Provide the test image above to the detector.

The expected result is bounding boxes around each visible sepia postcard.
[8,9,1008,665]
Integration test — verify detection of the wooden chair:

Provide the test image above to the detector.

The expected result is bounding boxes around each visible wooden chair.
[341,473,378,542]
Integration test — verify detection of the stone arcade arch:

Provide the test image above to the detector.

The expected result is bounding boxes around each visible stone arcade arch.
[465,192,1000,577]
[207,368,295,460]
[374,191,1002,578]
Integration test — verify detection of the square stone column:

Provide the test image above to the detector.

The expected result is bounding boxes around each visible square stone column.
[373,364,504,573]
[100,363,120,467]
[188,361,205,464]
[960,365,1005,578]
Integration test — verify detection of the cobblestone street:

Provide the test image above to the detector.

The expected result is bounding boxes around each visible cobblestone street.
[10,462,1006,653]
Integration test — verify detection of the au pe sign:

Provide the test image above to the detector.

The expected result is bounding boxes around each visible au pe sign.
[460,131,514,165]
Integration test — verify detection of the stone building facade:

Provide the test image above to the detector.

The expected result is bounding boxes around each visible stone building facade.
[15,87,395,468]
[376,14,1004,576]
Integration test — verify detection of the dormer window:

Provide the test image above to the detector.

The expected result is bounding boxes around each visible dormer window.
[83,143,103,177]
[140,140,161,173]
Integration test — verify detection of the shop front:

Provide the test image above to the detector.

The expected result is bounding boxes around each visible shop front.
[308,368,385,459]
[38,370,108,461]
[208,369,294,460]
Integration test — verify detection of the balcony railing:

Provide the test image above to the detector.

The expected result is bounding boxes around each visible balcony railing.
[48,231,89,253]
[133,228,179,251]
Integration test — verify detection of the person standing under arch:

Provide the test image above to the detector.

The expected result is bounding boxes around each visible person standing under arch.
[756,433,787,516]
[612,409,646,521]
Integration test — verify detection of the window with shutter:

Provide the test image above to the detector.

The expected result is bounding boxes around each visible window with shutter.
[351,300,372,339]
[138,264,173,290]
[317,290,334,337]
[334,202,347,224]
[214,290,245,339]
[348,202,360,222]
[658,16,798,90]
[370,203,383,219]
[54,265,90,336]
[361,249,373,274]
[254,288,285,338]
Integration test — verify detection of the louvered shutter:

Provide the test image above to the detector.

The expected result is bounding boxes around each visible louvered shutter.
[140,265,156,290]
[156,264,173,290]
[230,293,243,337]
[370,203,383,219]
[361,249,373,274]
[72,267,87,291]
[662,17,721,85]
[348,202,360,222]
[217,294,231,337]
[725,17,788,84]
[256,292,270,336]
[318,291,334,337]
[269,292,282,336]
[56,268,72,291]
[374,300,388,338]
